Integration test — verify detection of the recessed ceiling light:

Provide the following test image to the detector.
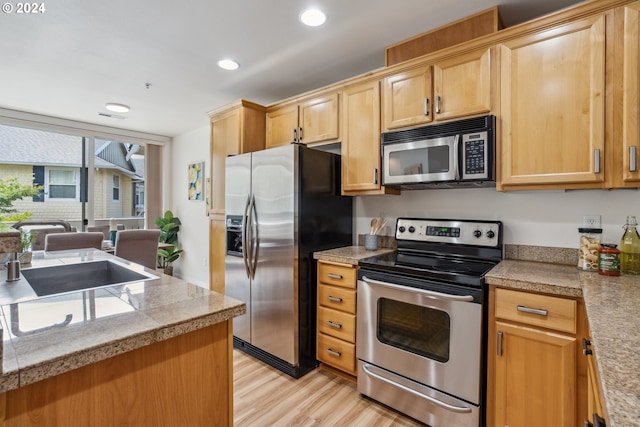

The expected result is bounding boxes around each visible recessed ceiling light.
[217,59,240,70]
[105,103,130,113]
[300,8,326,27]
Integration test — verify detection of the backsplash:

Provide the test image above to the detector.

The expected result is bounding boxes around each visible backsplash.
[504,244,578,266]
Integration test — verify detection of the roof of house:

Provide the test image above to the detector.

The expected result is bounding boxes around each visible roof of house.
[0,124,142,180]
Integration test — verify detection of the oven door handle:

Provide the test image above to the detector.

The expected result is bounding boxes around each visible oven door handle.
[362,276,475,302]
[361,363,473,414]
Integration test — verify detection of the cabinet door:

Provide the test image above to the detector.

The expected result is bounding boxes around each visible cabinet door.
[341,81,382,192]
[266,104,298,148]
[500,15,606,188]
[433,48,491,121]
[208,217,226,293]
[210,109,241,215]
[622,2,640,183]
[299,93,339,144]
[494,321,576,427]
[382,65,433,131]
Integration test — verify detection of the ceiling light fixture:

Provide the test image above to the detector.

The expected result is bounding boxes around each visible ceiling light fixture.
[300,8,326,27]
[105,103,130,113]
[217,59,240,70]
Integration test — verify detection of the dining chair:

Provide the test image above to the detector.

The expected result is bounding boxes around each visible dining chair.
[44,232,104,252]
[87,225,110,240]
[114,229,162,269]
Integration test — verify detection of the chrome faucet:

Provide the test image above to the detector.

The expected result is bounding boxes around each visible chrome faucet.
[6,253,20,282]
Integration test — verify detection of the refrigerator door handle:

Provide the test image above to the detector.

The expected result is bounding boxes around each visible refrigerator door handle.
[249,194,259,279]
[242,195,251,279]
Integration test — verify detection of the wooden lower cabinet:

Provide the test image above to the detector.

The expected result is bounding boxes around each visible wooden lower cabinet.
[316,260,357,377]
[0,321,233,427]
[488,286,588,427]
[584,337,606,426]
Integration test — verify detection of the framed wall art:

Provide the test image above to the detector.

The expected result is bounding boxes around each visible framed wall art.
[188,161,204,201]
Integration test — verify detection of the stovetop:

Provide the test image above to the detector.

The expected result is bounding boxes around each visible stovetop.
[358,218,503,287]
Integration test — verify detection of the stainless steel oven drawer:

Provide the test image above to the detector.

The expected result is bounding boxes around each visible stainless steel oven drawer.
[357,361,479,427]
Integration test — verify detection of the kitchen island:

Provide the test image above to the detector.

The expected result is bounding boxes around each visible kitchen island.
[0,249,245,427]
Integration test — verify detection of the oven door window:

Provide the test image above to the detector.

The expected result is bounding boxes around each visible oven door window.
[377,298,450,363]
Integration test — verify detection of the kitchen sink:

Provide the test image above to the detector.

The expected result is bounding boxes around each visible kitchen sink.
[22,260,155,297]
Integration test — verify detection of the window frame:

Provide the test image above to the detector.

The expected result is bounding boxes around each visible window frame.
[112,173,121,202]
[44,166,80,202]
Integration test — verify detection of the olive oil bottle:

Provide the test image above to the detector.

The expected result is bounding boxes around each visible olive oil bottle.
[620,215,640,275]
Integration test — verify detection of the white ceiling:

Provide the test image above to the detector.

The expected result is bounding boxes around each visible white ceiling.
[0,0,583,138]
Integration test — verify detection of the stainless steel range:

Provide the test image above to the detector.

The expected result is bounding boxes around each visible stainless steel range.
[357,218,502,427]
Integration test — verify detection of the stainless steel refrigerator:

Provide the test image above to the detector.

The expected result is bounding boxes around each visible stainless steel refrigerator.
[225,144,352,378]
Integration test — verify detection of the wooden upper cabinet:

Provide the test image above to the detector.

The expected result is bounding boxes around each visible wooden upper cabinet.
[382,47,492,132]
[266,103,298,148]
[299,93,339,144]
[266,93,340,148]
[433,48,492,121]
[382,65,433,131]
[499,14,607,189]
[621,2,640,184]
[209,100,265,216]
[341,80,383,193]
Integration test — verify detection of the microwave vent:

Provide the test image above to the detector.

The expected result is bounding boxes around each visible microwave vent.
[382,115,494,145]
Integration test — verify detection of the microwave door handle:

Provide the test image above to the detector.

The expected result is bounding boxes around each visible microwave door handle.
[454,134,461,180]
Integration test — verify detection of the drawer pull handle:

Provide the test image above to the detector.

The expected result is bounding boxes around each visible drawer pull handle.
[497,331,503,357]
[327,273,343,280]
[327,295,343,303]
[326,348,342,357]
[517,305,548,316]
[327,320,342,329]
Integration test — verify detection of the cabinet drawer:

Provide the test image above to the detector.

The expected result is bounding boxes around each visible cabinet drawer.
[318,262,356,289]
[317,333,356,375]
[495,288,577,334]
[318,284,356,314]
[318,306,356,342]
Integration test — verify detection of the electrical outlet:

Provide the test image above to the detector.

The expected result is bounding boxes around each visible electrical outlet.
[582,214,601,228]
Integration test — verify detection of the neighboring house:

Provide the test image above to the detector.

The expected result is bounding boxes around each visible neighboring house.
[0,124,144,222]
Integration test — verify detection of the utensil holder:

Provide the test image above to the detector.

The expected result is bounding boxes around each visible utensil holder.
[364,234,379,251]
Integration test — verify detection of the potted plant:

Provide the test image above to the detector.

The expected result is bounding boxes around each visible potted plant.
[157,246,184,276]
[154,210,182,275]
[18,229,34,265]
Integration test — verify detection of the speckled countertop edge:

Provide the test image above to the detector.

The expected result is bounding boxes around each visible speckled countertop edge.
[316,245,639,427]
[0,250,246,392]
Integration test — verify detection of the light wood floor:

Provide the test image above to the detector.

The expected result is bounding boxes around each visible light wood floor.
[233,350,425,427]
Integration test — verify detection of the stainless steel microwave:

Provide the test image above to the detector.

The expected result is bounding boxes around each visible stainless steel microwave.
[381,115,496,189]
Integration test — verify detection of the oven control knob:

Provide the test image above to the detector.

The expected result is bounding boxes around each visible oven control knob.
[408,226,416,233]
[487,230,495,239]
[398,226,406,233]
[473,230,482,238]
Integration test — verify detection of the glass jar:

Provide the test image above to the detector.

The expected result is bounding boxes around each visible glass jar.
[620,215,640,275]
[598,244,620,276]
[578,227,602,271]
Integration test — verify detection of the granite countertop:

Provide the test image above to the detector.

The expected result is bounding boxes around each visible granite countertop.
[0,249,246,393]
[313,245,395,265]
[0,224,20,253]
[486,260,640,427]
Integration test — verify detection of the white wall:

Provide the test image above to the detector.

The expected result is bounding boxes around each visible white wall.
[355,188,640,248]
[168,124,210,288]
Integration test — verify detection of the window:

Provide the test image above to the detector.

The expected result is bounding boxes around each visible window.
[45,168,78,201]
[112,174,120,201]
